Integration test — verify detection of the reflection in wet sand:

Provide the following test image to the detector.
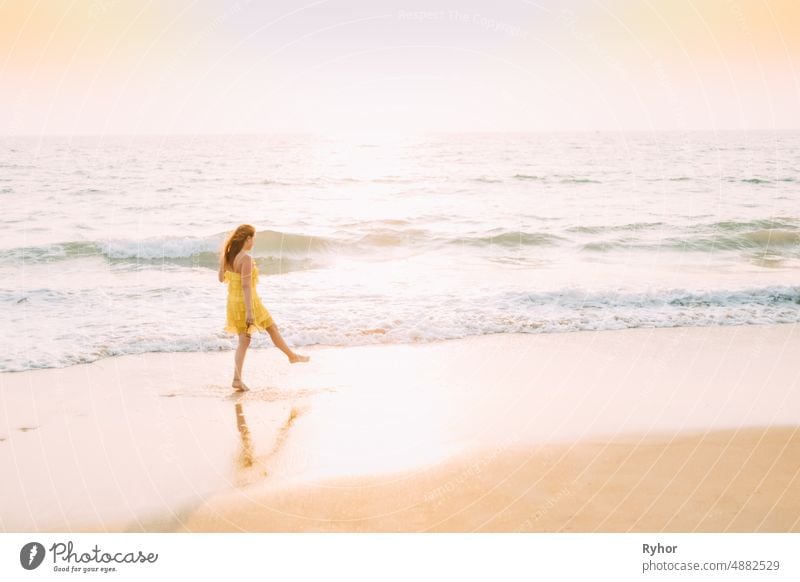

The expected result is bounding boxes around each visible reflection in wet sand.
[233,397,304,486]
[235,401,254,469]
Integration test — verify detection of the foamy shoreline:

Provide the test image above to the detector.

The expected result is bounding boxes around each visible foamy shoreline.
[2,324,798,532]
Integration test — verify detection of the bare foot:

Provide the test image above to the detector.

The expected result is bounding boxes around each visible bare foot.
[288,352,310,364]
[232,380,250,392]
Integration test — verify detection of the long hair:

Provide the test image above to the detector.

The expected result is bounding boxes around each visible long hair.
[220,224,255,271]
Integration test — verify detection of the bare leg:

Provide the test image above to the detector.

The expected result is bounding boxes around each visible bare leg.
[232,332,251,390]
[266,323,309,363]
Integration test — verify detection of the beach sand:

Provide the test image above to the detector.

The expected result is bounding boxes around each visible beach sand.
[1,324,798,532]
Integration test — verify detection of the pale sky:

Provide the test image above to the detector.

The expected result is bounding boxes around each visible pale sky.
[1,0,798,135]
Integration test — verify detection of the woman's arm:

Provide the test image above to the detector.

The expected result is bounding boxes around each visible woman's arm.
[240,257,254,321]
[218,254,225,283]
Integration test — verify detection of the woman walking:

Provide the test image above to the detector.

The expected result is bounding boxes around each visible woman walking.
[219,224,309,391]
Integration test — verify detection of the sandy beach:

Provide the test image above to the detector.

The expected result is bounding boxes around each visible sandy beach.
[1,323,798,532]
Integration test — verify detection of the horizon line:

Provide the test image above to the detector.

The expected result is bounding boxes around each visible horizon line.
[3,127,799,139]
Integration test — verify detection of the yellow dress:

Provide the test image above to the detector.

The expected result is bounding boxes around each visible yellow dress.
[224,255,274,335]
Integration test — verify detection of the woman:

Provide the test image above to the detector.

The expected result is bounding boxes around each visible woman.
[219,224,309,391]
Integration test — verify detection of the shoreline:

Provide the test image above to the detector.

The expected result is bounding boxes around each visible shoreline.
[2,323,799,532]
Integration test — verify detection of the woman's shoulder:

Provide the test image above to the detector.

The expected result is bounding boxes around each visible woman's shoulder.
[231,251,255,272]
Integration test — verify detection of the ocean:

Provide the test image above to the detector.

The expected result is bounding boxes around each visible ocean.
[2,130,799,372]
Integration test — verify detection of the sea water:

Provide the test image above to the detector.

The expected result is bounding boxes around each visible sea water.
[1,130,798,372]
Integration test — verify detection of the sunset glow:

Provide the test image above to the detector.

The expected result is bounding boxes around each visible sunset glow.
[2,0,797,135]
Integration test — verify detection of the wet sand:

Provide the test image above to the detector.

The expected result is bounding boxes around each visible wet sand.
[1,323,798,532]
[180,425,800,532]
